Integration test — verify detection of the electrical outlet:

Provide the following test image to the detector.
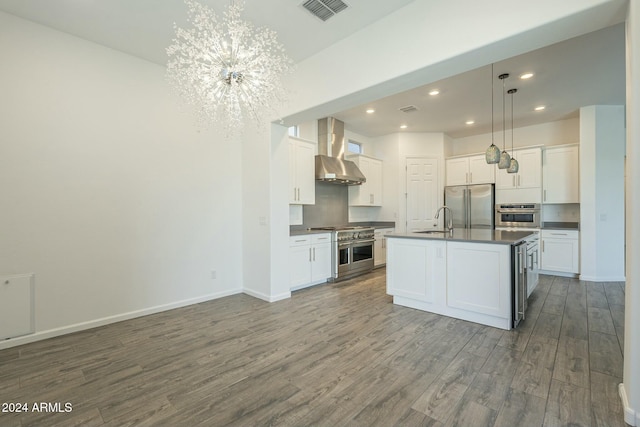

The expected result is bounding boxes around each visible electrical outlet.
[211,270,217,279]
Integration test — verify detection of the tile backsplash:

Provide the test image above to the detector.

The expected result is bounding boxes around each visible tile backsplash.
[542,203,580,222]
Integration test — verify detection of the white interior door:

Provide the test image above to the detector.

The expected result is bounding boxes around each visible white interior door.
[406,157,440,232]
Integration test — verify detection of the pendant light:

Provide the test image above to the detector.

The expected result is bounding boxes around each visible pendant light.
[497,73,511,169]
[485,64,500,164]
[507,88,519,174]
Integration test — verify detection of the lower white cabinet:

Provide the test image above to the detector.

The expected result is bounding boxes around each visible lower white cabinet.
[374,228,395,267]
[289,233,332,290]
[0,274,35,340]
[540,229,580,274]
[386,238,446,303]
[446,242,511,319]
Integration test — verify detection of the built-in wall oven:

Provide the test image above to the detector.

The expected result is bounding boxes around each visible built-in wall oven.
[496,204,541,229]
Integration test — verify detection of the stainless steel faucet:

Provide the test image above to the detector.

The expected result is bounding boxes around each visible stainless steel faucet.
[434,206,454,231]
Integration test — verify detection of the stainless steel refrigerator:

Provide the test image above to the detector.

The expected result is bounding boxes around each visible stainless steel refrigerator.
[444,184,495,229]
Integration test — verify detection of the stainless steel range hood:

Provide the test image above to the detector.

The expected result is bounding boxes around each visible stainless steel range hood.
[316,117,366,185]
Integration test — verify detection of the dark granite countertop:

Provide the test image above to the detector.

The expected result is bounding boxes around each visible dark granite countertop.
[542,222,580,230]
[289,229,334,236]
[387,229,535,245]
[290,221,396,236]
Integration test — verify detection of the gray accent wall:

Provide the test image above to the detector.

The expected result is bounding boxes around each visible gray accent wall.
[296,182,349,229]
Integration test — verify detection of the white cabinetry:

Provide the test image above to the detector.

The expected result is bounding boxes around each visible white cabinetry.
[348,155,382,206]
[496,147,542,203]
[374,228,395,267]
[446,242,512,319]
[289,233,332,290]
[446,154,495,186]
[289,137,316,205]
[386,238,446,304]
[540,229,580,275]
[0,274,34,340]
[386,238,512,329]
[543,145,580,204]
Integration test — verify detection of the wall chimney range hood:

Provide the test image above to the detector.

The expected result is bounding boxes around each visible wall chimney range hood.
[315,117,366,185]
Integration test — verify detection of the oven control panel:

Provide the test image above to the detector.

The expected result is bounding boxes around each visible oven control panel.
[336,229,375,241]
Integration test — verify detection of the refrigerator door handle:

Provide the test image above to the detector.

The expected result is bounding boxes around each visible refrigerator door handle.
[463,188,468,229]
[467,189,471,228]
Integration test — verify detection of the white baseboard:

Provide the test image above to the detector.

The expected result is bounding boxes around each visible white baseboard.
[619,383,638,426]
[0,288,242,350]
[538,270,578,278]
[580,274,626,282]
[243,288,291,302]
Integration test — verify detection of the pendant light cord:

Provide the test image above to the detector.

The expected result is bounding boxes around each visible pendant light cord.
[491,64,495,146]
[511,91,514,153]
[502,75,506,151]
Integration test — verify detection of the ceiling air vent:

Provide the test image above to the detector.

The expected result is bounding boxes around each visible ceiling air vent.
[399,105,419,113]
[302,0,349,21]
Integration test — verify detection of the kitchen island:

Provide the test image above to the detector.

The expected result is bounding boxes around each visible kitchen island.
[386,229,534,330]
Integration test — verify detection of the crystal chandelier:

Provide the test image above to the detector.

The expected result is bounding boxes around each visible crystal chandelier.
[166,0,293,132]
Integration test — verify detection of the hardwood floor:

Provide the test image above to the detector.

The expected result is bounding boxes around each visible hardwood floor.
[0,270,626,427]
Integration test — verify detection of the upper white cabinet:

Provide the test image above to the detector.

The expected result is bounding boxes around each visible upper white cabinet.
[289,137,316,205]
[446,154,495,186]
[348,155,383,206]
[495,147,542,203]
[542,145,580,204]
[496,147,542,189]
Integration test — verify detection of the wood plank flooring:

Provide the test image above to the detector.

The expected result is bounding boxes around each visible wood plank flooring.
[0,271,626,427]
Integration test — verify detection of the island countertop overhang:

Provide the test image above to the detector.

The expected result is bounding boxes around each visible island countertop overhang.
[387,229,534,245]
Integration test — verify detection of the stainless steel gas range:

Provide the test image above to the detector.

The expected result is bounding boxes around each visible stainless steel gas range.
[309,226,375,281]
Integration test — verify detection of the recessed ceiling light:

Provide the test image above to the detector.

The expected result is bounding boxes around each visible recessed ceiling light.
[366,108,375,114]
[400,124,408,129]
[429,89,440,96]
[465,120,475,125]
[535,105,546,111]
[520,72,534,79]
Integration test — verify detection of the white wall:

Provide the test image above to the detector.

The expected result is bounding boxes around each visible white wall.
[368,133,446,232]
[0,12,243,347]
[451,118,579,156]
[579,105,626,282]
[623,2,640,424]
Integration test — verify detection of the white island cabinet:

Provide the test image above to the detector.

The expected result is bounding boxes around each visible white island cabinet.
[386,230,530,330]
[386,238,445,305]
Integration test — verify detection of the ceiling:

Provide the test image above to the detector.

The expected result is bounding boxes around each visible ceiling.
[0,0,416,64]
[0,0,626,139]
[333,23,626,139]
